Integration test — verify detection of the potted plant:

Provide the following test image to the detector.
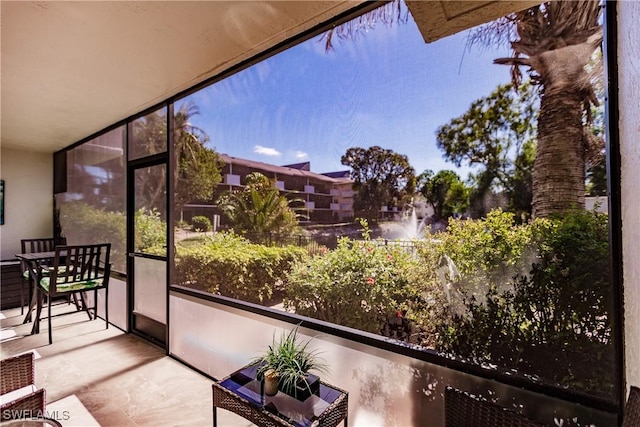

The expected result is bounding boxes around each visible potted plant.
[253,325,328,400]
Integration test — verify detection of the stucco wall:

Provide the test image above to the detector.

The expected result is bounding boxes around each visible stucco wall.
[0,148,53,260]
[619,1,640,391]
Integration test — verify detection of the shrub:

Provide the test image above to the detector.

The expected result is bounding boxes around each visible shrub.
[437,209,534,300]
[175,219,189,229]
[437,209,613,397]
[285,232,432,336]
[57,201,126,271]
[135,208,166,252]
[191,215,212,232]
[174,232,306,303]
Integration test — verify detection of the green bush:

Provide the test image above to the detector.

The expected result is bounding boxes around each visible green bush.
[285,232,432,335]
[175,219,189,229]
[135,208,166,252]
[174,232,306,303]
[437,209,613,397]
[191,215,212,232]
[438,209,534,298]
[58,201,126,272]
[58,203,168,269]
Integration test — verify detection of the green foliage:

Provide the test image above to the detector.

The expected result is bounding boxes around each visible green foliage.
[191,215,212,232]
[58,203,167,269]
[134,208,166,252]
[436,83,537,218]
[217,172,302,236]
[253,326,328,397]
[131,102,223,217]
[417,169,470,220]
[285,235,431,335]
[586,162,607,196]
[175,219,189,229]
[57,201,127,272]
[437,210,613,396]
[438,209,534,294]
[174,103,223,210]
[173,232,306,303]
[341,146,416,221]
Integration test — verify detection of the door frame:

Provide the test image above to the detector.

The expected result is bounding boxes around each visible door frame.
[126,153,170,349]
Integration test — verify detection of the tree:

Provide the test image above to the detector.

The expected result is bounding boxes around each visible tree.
[325,0,604,218]
[217,172,301,236]
[130,103,223,218]
[436,83,537,218]
[174,103,223,216]
[417,170,469,220]
[341,146,415,221]
[483,1,603,217]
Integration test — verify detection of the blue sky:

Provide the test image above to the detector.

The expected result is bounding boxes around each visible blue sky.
[177,13,513,180]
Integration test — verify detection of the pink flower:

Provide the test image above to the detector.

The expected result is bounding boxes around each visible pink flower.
[366,277,375,285]
[366,247,373,253]
[320,246,327,254]
[386,254,394,261]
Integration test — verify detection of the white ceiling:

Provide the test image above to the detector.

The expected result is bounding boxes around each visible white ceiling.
[0,1,359,153]
[1,1,533,155]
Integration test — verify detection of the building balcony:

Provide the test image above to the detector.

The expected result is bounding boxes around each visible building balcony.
[224,174,241,186]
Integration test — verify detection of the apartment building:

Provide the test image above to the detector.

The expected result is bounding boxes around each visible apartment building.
[183,154,354,225]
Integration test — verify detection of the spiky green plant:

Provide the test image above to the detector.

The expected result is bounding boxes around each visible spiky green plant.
[253,325,328,398]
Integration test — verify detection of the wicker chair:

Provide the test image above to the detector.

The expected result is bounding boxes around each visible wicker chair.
[1,388,46,419]
[0,352,46,419]
[622,386,640,427]
[444,386,546,427]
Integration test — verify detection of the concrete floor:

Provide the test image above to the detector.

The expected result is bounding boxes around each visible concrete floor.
[0,305,252,427]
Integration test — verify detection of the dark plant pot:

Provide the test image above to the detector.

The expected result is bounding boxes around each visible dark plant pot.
[281,373,320,401]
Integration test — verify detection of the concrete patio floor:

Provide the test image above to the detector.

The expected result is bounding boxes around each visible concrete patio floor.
[0,305,252,426]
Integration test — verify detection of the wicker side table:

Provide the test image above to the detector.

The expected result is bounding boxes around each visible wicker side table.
[212,363,348,427]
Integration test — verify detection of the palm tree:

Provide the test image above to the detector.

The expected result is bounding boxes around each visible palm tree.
[130,102,222,219]
[324,0,603,218]
[173,102,222,217]
[217,172,302,237]
[489,1,603,217]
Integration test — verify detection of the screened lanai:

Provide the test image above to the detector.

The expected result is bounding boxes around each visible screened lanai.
[1,1,639,426]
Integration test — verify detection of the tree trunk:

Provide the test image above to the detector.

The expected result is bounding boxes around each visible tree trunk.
[532,88,585,218]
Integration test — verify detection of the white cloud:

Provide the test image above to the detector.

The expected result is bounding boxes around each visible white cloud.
[294,151,308,160]
[254,145,281,157]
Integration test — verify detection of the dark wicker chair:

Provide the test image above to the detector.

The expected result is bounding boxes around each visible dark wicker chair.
[34,243,111,344]
[1,388,46,419]
[0,352,45,419]
[622,386,640,427]
[444,386,546,427]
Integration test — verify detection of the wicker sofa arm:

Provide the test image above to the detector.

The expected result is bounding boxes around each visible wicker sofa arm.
[0,353,35,396]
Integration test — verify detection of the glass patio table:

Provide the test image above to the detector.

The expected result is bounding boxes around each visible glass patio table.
[212,363,348,427]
